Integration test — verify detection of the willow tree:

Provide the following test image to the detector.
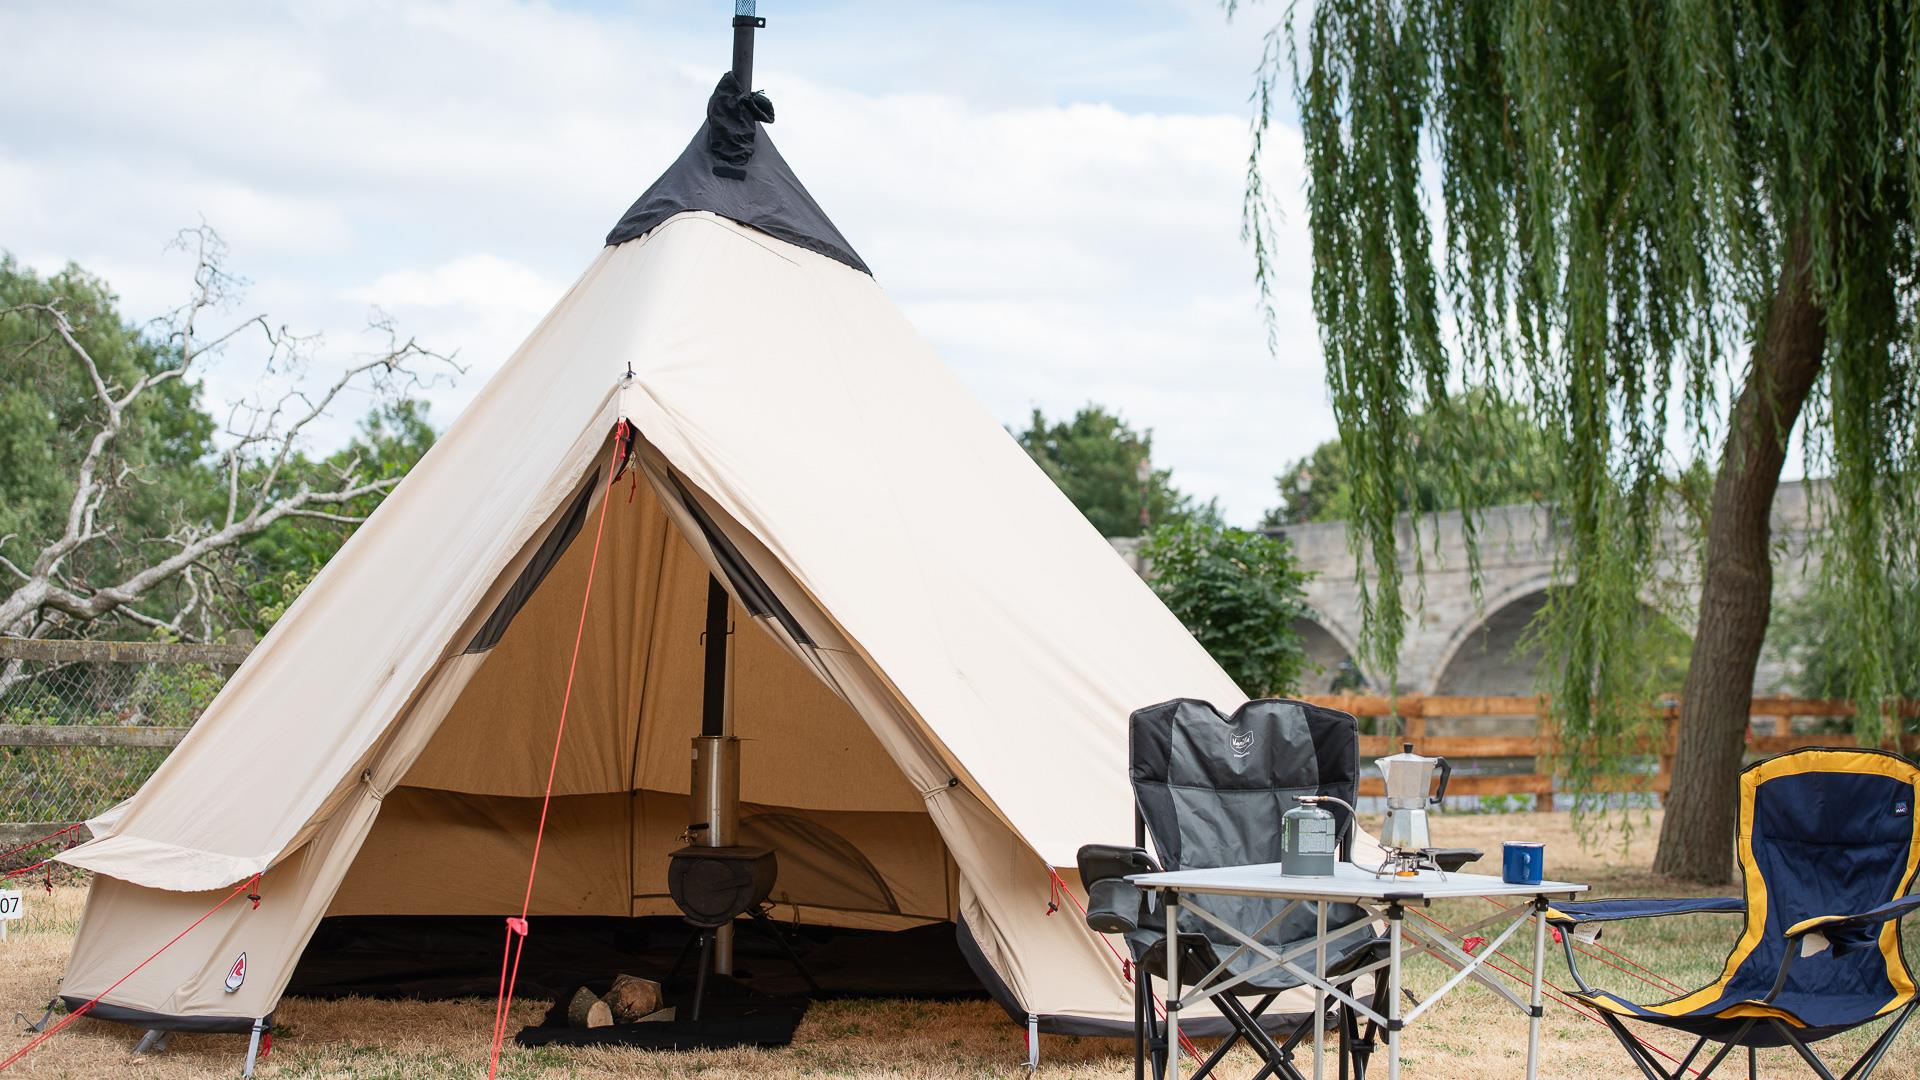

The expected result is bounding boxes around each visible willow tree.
[1241,0,1920,881]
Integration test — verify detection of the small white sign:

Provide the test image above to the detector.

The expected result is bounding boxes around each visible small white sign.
[0,889,22,931]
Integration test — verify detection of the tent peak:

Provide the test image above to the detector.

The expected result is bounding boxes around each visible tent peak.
[603,6,870,275]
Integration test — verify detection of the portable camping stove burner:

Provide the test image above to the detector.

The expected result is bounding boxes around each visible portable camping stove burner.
[1371,846,1484,879]
[1373,847,1446,879]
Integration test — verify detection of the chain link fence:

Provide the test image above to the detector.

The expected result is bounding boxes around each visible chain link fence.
[1,639,246,851]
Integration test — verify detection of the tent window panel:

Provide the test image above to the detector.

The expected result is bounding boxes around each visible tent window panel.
[670,475,815,646]
[465,470,599,654]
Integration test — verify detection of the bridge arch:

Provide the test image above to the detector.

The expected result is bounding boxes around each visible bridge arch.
[1293,608,1369,694]
[1426,576,1556,695]
[1424,574,1688,695]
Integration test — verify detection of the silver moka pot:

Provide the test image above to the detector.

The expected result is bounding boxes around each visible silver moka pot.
[1376,742,1451,851]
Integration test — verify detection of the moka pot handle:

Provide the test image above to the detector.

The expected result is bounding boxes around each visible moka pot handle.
[1430,757,1452,805]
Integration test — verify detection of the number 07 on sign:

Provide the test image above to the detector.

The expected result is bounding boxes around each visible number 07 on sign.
[0,889,23,941]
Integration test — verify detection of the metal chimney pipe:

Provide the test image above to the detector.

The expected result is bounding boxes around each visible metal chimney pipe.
[732,1,762,90]
[693,576,739,975]
[686,0,764,987]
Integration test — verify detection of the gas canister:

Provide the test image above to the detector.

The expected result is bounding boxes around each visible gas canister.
[1281,794,1354,877]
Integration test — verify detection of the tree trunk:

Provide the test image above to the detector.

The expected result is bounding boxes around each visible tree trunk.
[1653,224,1826,883]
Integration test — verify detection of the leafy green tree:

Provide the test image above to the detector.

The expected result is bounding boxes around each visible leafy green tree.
[1266,392,1556,526]
[1141,521,1313,695]
[1245,0,1920,881]
[1016,405,1213,537]
[1770,575,1920,702]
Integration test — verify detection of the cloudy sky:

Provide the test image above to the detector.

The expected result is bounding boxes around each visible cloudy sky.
[0,0,1327,526]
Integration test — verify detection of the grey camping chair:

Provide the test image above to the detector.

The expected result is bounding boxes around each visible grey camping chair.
[1078,697,1390,1080]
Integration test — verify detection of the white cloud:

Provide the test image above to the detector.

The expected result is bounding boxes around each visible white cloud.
[345,254,574,422]
[0,0,1329,525]
[350,254,562,315]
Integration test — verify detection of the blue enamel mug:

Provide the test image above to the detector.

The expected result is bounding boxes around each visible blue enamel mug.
[1502,841,1544,885]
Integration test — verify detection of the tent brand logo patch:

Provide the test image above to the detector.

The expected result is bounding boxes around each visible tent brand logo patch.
[1896,800,1910,818]
[1230,731,1255,758]
[224,953,247,993]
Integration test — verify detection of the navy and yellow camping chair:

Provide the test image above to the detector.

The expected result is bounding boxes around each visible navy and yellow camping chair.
[1547,748,1920,1080]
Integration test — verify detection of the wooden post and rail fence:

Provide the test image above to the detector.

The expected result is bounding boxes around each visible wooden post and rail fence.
[1302,692,1920,810]
[0,637,249,849]
[4,636,1919,845]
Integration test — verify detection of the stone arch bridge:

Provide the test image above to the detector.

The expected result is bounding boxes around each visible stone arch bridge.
[1115,480,1822,696]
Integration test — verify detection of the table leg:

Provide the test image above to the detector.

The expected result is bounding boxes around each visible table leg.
[1387,904,1402,1080]
[1526,899,1546,1080]
[1314,899,1327,1080]
[1166,891,1181,1080]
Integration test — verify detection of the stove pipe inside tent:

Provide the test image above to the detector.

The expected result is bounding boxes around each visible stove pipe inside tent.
[682,0,770,981]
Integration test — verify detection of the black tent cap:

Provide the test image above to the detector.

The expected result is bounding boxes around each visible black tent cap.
[605,73,870,276]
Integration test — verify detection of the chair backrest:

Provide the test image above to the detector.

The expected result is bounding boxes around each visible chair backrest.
[1130,697,1361,871]
[1706,749,1920,1024]
[1129,698,1366,974]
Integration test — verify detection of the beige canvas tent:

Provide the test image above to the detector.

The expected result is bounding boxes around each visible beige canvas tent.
[51,38,1359,1064]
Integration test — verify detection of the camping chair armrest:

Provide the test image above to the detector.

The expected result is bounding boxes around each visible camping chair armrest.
[1546,896,1743,929]
[1553,898,1738,994]
[1076,844,1161,936]
[1784,895,1920,952]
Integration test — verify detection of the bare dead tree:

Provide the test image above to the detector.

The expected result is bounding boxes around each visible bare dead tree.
[0,226,457,653]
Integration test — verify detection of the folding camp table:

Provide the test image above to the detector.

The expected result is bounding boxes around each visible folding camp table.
[1130,862,1586,1080]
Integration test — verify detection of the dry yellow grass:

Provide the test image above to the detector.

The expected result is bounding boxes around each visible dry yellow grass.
[2,811,1915,1078]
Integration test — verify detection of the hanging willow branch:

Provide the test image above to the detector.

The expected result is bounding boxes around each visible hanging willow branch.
[1241,0,1920,806]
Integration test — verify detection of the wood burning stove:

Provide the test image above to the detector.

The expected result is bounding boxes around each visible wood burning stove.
[668,845,776,927]
[665,845,817,1019]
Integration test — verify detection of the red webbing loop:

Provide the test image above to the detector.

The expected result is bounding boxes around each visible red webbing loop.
[0,823,83,864]
[0,872,261,1072]
[485,423,627,1079]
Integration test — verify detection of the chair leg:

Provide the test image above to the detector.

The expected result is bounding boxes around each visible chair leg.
[1344,974,1385,1080]
[1749,1044,1757,1080]
[1596,1012,1678,1080]
[1690,1023,1755,1080]
[1186,1013,1246,1080]
[1205,991,1297,1076]
[1135,963,1148,1080]
[1773,1019,1843,1080]
[1338,1005,1372,1079]
[1586,1016,1766,1080]
[1338,1003,1356,1080]
[1140,964,1167,1080]
[1183,992,1272,1080]
[1216,993,1306,1080]
[1841,999,1918,1080]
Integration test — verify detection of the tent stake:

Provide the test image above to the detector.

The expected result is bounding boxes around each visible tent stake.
[132,1029,168,1055]
[241,1017,263,1078]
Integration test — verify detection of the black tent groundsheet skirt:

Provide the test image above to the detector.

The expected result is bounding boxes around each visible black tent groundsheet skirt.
[287,914,986,1003]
